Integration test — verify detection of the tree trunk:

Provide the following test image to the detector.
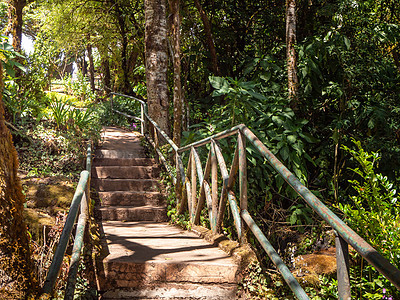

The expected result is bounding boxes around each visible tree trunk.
[8,0,26,78]
[101,54,111,95]
[115,5,132,95]
[87,43,96,92]
[0,63,36,298]
[145,0,170,135]
[193,0,220,76]
[286,0,299,110]
[120,31,131,94]
[8,0,26,53]
[81,55,88,77]
[169,0,183,147]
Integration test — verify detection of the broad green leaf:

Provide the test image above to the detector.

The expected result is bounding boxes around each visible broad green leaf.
[287,135,297,144]
[280,146,289,161]
[246,90,267,101]
[343,36,351,50]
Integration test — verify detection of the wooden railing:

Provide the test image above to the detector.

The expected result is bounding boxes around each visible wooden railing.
[42,91,400,300]
[109,92,400,299]
[40,142,92,299]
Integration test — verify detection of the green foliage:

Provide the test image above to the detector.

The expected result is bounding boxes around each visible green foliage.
[1,36,47,125]
[94,95,141,129]
[43,92,100,141]
[63,72,96,104]
[0,37,26,77]
[8,0,400,296]
[182,61,317,212]
[69,107,97,131]
[304,275,338,299]
[209,76,265,126]
[339,139,400,297]
[164,174,191,230]
[287,204,313,232]
[0,3,7,33]
[14,124,84,177]
[132,65,147,98]
[239,262,277,299]
[3,82,36,124]
[27,33,62,89]
[48,95,71,130]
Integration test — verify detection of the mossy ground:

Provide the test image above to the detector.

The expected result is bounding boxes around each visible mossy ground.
[21,175,76,241]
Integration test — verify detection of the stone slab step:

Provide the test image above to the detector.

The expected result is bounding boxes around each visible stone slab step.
[92,179,161,192]
[93,158,157,167]
[99,206,167,221]
[99,191,164,207]
[95,149,147,159]
[93,166,160,179]
[100,126,143,149]
[98,222,239,292]
[100,283,237,299]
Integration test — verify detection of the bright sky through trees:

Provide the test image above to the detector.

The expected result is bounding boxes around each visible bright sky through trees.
[21,34,33,54]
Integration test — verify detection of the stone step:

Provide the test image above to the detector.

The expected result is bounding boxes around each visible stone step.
[98,222,239,294]
[93,158,157,167]
[95,127,240,300]
[95,149,148,159]
[92,179,161,192]
[99,191,164,207]
[98,206,167,221]
[100,283,237,299]
[93,166,160,179]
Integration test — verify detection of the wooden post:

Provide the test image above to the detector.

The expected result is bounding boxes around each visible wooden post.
[154,125,159,164]
[141,103,145,135]
[191,149,197,221]
[238,132,247,243]
[336,231,351,300]
[211,143,218,232]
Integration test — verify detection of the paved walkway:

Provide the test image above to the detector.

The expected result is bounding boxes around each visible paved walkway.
[93,127,239,299]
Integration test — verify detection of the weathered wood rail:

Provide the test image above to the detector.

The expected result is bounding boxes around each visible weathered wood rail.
[39,91,400,299]
[110,92,400,299]
[40,143,92,299]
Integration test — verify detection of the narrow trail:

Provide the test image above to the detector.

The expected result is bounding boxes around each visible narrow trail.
[93,127,239,299]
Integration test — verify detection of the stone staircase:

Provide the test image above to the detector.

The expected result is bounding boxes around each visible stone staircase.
[93,127,240,299]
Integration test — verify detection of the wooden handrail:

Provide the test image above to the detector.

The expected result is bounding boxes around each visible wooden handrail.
[40,143,92,299]
[109,93,400,299]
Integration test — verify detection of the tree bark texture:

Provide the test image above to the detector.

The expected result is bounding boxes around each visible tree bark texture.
[169,0,183,147]
[87,43,96,92]
[101,54,111,95]
[286,0,299,109]
[79,55,88,77]
[0,63,36,298]
[8,0,26,53]
[193,0,220,76]
[8,0,26,78]
[115,4,132,95]
[145,0,170,135]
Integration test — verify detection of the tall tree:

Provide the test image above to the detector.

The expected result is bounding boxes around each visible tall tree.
[0,62,36,298]
[193,0,220,75]
[86,41,95,92]
[7,0,26,53]
[286,0,299,109]
[7,0,27,78]
[145,0,170,134]
[113,1,133,94]
[99,47,111,95]
[169,0,183,146]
